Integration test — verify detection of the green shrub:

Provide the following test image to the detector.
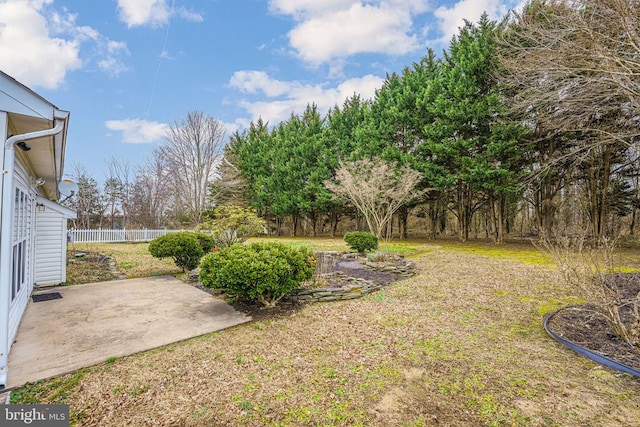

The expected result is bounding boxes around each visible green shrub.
[148,232,203,271]
[366,250,395,262]
[194,232,216,253]
[199,242,316,307]
[344,231,378,253]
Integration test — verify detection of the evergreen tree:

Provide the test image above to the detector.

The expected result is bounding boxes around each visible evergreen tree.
[418,15,526,242]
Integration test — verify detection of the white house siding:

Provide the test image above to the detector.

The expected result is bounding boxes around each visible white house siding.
[7,160,36,348]
[34,198,73,286]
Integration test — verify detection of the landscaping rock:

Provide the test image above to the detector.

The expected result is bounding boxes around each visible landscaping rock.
[188,268,200,283]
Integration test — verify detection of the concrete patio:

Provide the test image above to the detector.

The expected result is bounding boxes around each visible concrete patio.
[5,276,251,389]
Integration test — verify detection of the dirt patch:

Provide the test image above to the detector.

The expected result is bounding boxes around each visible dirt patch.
[545,273,640,371]
[65,251,121,284]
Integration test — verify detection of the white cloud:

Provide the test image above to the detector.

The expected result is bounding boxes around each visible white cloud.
[434,0,523,44]
[116,0,170,28]
[229,71,295,98]
[0,0,129,89]
[269,0,429,67]
[0,0,81,89]
[269,0,355,17]
[98,57,128,77]
[90,39,130,77]
[116,0,203,28]
[176,6,204,23]
[229,71,383,125]
[105,119,169,144]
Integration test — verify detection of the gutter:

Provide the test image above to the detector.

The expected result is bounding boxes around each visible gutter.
[0,120,65,389]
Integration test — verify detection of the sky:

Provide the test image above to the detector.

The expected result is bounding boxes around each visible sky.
[0,0,524,184]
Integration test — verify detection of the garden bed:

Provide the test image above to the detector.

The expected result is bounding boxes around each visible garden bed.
[288,251,415,302]
[544,273,640,374]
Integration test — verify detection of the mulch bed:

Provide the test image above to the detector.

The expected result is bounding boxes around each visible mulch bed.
[545,273,640,371]
[333,259,400,285]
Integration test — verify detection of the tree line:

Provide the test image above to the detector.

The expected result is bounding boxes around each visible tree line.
[70,1,640,243]
[223,1,640,242]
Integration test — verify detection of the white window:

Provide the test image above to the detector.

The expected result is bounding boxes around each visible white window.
[11,187,31,301]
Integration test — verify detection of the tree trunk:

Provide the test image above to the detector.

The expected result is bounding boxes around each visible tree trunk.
[456,180,471,242]
[533,175,560,235]
[429,213,438,240]
[292,215,299,236]
[495,195,506,244]
[427,200,442,240]
[586,147,612,242]
[276,217,282,236]
[398,205,409,239]
[309,213,318,237]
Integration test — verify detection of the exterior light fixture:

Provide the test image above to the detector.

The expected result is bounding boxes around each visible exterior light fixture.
[16,141,31,151]
[35,178,46,186]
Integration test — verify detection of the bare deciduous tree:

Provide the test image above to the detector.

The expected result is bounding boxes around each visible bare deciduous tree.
[159,110,226,224]
[106,157,133,228]
[67,163,101,229]
[324,157,425,239]
[499,0,640,238]
[208,154,248,207]
[500,0,640,143]
[128,152,172,228]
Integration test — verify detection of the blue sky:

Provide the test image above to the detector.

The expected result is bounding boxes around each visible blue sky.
[0,0,523,182]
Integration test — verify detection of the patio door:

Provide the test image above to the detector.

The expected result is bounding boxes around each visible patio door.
[7,167,35,347]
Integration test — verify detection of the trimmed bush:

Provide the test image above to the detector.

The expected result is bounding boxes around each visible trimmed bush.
[148,232,203,271]
[344,231,378,253]
[194,232,216,253]
[199,242,316,307]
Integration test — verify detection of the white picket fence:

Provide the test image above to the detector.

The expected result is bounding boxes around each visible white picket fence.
[69,228,185,243]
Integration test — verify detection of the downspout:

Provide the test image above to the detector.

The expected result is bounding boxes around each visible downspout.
[0,119,65,389]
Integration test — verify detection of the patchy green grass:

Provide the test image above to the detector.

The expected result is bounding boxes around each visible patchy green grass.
[433,238,554,266]
[10,371,86,404]
[18,237,640,426]
[248,236,434,258]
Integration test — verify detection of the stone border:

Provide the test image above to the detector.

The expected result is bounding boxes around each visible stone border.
[289,274,381,302]
[362,259,416,277]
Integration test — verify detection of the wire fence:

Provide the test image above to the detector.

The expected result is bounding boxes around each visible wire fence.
[69,228,185,243]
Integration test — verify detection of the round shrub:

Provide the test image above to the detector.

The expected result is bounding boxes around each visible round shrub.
[199,242,316,307]
[148,232,203,271]
[344,231,378,253]
[194,232,216,253]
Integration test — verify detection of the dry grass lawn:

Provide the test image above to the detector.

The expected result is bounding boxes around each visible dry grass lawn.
[66,242,182,282]
[12,239,640,426]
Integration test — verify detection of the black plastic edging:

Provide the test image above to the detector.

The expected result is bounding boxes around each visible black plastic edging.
[543,308,640,378]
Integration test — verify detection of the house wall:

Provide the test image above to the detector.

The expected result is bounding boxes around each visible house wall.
[34,199,69,286]
[0,111,8,386]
